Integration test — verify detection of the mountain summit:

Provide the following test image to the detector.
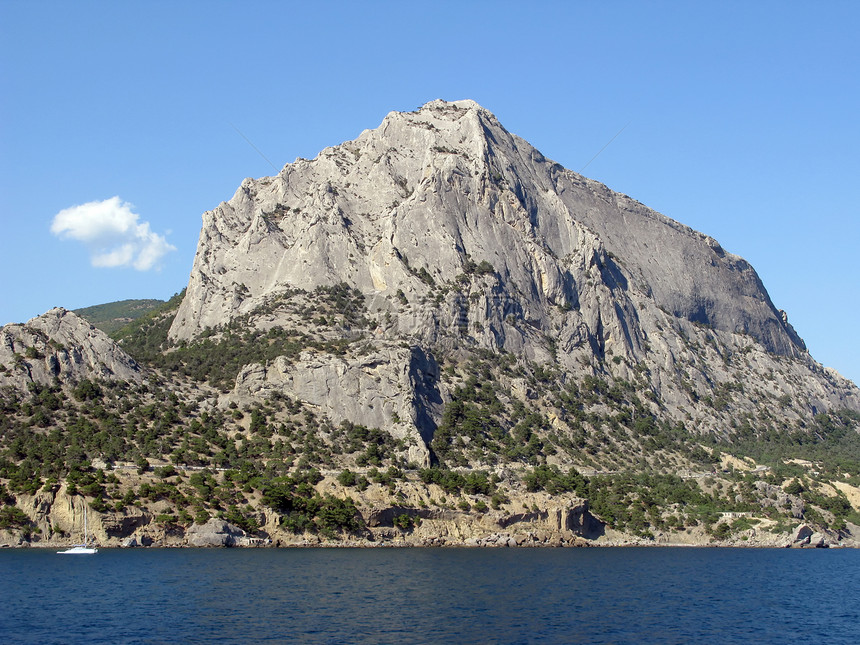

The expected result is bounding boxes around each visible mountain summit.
[172,99,803,358]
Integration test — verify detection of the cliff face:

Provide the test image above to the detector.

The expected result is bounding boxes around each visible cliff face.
[4,478,606,549]
[171,99,803,357]
[234,344,442,466]
[7,473,851,549]
[0,308,142,392]
[167,99,858,442]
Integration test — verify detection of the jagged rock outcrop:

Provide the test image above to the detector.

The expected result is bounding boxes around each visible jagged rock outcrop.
[755,481,805,518]
[12,487,147,544]
[498,503,605,540]
[365,498,602,545]
[0,307,142,391]
[233,344,442,465]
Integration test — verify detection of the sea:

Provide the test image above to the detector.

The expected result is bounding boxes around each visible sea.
[1,547,858,644]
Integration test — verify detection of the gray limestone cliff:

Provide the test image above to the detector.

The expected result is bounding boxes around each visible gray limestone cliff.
[233,343,442,465]
[170,99,803,357]
[166,99,858,439]
[0,308,142,391]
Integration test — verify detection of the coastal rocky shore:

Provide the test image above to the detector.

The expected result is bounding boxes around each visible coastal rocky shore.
[3,477,857,550]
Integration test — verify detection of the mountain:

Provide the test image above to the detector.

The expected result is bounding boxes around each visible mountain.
[173,99,804,356]
[2,100,860,549]
[170,98,858,454]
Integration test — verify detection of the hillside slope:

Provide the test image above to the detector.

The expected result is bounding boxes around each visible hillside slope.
[74,299,165,335]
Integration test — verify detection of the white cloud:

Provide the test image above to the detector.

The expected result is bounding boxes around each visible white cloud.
[50,197,176,270]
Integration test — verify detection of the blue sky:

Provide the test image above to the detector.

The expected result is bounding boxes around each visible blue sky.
[1,1,858,385]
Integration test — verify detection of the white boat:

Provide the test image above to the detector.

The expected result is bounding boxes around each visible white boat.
[57,545,98,555]
[58,504,98,554]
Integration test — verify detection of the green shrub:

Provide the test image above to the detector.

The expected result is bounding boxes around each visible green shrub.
[316,495,362,536]
[393,513,414,530]
[337,470,357,487]
[0,505,30,529]
[784,479,803,495]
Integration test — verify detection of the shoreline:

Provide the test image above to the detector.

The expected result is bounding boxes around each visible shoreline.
[6,537,854,550]
[5,486,857,552]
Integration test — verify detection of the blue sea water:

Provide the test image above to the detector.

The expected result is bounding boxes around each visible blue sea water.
[1,547,858,644]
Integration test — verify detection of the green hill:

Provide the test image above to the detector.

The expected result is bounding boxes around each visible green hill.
[73,299,165,335]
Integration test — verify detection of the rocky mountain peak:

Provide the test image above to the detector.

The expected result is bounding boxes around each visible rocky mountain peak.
[0,307,142,391]
[169,99,804,357]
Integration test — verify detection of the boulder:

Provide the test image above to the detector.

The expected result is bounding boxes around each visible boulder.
[186,519,246,547]
[793,524,814,544]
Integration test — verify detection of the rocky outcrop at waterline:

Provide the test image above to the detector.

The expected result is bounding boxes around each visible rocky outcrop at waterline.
[3,476,859,549]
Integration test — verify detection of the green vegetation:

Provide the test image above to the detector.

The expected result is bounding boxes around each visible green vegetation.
[263,471,363,537]
[523,465,586,495]
[702,409,860,476]
[112,285,369,392]
[418,467,496,496]
[74,299,166,335]
[2,278,859,545]
[0,505,31,529]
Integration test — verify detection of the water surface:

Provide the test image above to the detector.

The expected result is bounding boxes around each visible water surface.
[2,547,858,644]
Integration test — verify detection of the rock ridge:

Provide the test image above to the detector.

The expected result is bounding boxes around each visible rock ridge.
[0,308,142,391]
